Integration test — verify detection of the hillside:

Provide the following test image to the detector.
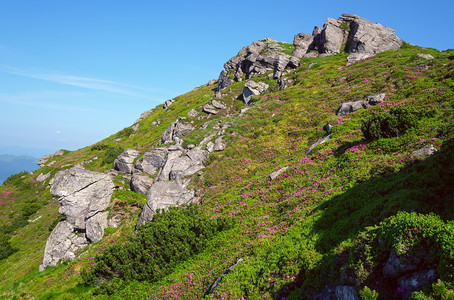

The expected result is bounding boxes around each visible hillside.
[0,14,453,299]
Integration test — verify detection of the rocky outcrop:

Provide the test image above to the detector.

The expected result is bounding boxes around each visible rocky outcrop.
[293,32,314,58]
[130,173,154,195]
[215,70,232,93]
[411,144,438,159]
[417,53,434,60]
[336,93,386,116]
[187,108,199,118]
[383,249,418,279]
[319,285,360,300]
[160,120,194,144]
[243,81,269,105]
[37,154,52,167]
[273,55,291,79]
[36,172,50,182]
[135,109,154,123]
[135,148,168,175]
[114,149,139,174]
[397,270,436,300]
[163,99,175,109]
[40,166,114,270]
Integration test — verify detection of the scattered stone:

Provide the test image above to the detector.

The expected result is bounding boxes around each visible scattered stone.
[417,53,434,60]
[132,123,139,131]
[37,154,52,167]
[54,149,65,156]
[346,52,375,66]
[336,93,386,116]
[36,172,51,182]
[135,148,168,175]
[269,166,289,180]
[187,108,199,118]
[397,270,436,300]
[383,249,418,279]
[163,99,175,109]
[207,79,216,86]
[240,107,251,114]
[130,173,154,195]
[114,149,139,174]
[243,81,269,105]
[307,134,331,155]
[160,121,194,144]
[411,144,438,159]
[214,137,225,151]
[309,62,316,68]
[211,99,226,109]
[323,123,333,134]
[203,103,218,115]
[206,141,215,153]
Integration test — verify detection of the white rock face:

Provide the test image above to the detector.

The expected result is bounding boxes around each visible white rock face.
[40,166,114,271]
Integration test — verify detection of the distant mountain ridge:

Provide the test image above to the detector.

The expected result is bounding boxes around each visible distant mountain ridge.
[0,154,39,184]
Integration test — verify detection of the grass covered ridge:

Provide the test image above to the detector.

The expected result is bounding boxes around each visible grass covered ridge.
[0,44,453,299]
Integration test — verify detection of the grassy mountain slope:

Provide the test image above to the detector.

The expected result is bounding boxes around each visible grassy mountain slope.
[0,43,453,299]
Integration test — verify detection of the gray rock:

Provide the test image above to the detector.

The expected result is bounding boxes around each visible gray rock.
[163,99,175,109]
[36,172,51,182]
[207,79,216,86]
[216,70,232,92]
[240,107,251,114]
[334,286,360,300]
[411,144,438,159]
[293,32,314,58]
[214,137,225,151]
[324,123,333,134]
[41,220,89,270]
[211,99,226,109]
[397,270,436,300]
[417,53,434,60]
[273,54,290,79]
[135,148,168,175]
[208,258,244,294]
[187,148,210,165]
[85,211,109,243]
[345,14,402,54]
[37,154,52,167]
[346,53,375,66]
[206,141,215,153]
[268,166,288,180]
[54,149,65,156]
[243,81,269,105]
[320,18,347,55]
[114,149,139,174]
[336,93,386,116]
[136,180,196,227]
[203,103,218,115]
[135,109,153,123]
[160,121,194,144]
[131,173,154,194]
[383,249,418,278]
[187,108,199,118]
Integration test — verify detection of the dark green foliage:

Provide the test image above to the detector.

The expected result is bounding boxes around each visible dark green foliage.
[0,234,17,261]
[361,106,424,140]
[101,146,124,165]
[21,203,41,217]
[81,204,233,294]
[3,171,29,188]
[90,143,109,151]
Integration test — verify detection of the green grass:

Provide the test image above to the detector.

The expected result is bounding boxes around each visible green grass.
[0,45,453,299]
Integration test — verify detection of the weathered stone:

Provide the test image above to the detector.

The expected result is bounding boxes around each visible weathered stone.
[85,211,109,243]
[243,81,269,105]
[214,137,225,151]
[397,270,436,300]
[54,149,65,156]
[136,180,196,227]
[336,93,386,116]
[135,148,168,175]
[207,79,216,86]
[319,18,347,55]
[411,144,438,159]
[206,141,215,153]
[163,99,175,109]
[160,121,194,144]
[293,32,314,58]
[37,154,52,167]
[346,52,375,66]
[273,54,290,79]
[114,149,139,174]
[203,103,218,115]
[307,134,331,155]
[417,53,434,60]
[269,166,288,180]
[324,123,333,134]
[131,173,154,195]
[135,109,153,123]
[216,70,232,92]
[208,258,244,294]
[211,99,226,109]
[345,14,402,54]
[187,108,199,118]
[334,286,360,300]
[383,249,418,278]
[36,172,51,182]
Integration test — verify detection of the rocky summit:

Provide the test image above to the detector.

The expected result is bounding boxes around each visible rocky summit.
[0,13,453,300]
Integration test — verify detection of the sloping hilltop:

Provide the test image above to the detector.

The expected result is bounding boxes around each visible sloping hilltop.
[0,14,453,299]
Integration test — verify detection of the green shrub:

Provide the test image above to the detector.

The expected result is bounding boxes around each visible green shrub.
[48,215,66,232]
[0,234,17,260]
[102,146,124,165]
[90,143,109,151]
[361,106,426,140]
[81,204,233,294]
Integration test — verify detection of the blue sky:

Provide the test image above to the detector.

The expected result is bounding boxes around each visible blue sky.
[0,0,453,156]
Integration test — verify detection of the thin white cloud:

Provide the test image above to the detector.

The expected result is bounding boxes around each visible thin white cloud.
[55,130,62,134]
[2,66,166,98]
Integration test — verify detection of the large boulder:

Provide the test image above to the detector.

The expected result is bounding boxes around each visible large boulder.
[292,32,314,58]
[273,54,291,79]
[319,17,348,55]
[346,52,375,66]
[243,81,269,105]
[397,270,436,300]
[41,166,114,270]
[130,173,154,195]
[163,99,175,109]
[136,180,197,227]
[113,149,139,174]
[215,70,233,92]
[383,249,418,279]
[37,154,52,167]
[336,93,386,116]
[135,148,168,175]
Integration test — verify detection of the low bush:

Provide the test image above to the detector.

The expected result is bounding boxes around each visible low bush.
[102,146,124,166]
